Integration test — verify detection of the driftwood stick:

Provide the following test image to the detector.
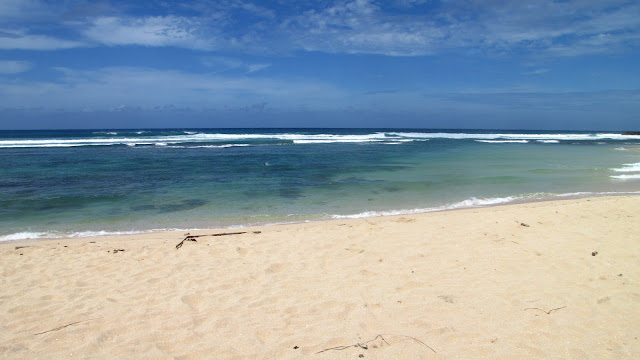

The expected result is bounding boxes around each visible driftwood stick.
[385,334,435,353]
[175,232,249,249]
[524,306,567,314]
[34,318,100,335]
[317,334,435,354]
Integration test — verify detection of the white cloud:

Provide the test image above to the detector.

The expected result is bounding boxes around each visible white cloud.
[83,16,216,50]
[522,68,550,76]
[546,32,640,57]
[284,0,445,56]
[1,0,638,57]
[281,0,640,57]
[201,56,271,73]
[0,0,53,21]
[237,2,276,19]
[443,1,640,56]
[0,60,31,74]
[246,63,270,73]
[0,30,83,50]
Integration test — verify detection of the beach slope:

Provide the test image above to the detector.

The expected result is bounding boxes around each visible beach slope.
[1,196,639,359]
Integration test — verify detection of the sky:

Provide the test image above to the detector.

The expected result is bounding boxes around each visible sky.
[0,0,639,130]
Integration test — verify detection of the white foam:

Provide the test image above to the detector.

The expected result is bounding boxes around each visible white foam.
[611,162,640,172]
[448,196,519,207]
[1,131,635,148]
[387,132,638,142]
[293,139,384,144]
[330,191,640,220]
[66,230,149,238]
[476,140,529,144]
[555,190,640,196]
[611,174,640,180]
[537,140,560,143]
[187,144,251,148]
[331,196,519,219]
[0,232,52,242]
[187,132,389,143]
[0,132,391,148]
[553,191,594,197]
[94,131,118,135]
[0,229,158,242]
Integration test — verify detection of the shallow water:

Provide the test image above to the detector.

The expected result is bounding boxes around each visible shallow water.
[1,128,639,240]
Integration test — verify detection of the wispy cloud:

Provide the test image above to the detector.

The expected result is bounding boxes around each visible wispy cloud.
[201,56,271,74]
[0,67,347,110]
[0,0,55,21]
[282,0,640,57]
[433,90,640,117]
[0,30,83,50]
[0,0,638,57]
[283,0,444,56]
[83,16,216,50]
[0,60,31,74]
[462,1,640,56]
[545,32,640,57]
[522,68,550,76]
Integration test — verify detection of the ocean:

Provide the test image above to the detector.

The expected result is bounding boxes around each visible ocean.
[1,128,639,241]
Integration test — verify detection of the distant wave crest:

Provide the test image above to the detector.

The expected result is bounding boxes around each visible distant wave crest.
[2,130,639,148]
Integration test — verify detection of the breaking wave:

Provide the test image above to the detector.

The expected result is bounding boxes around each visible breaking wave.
[2,130,638,148]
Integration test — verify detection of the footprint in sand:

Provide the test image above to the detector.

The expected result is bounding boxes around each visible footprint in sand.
[181,294,207,311]
[265,262,291,274]
[438,295,455,304]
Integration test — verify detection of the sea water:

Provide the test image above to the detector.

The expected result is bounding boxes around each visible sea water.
[1,129,639,241]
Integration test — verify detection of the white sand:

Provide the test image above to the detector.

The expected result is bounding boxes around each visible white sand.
[1,196,639,359]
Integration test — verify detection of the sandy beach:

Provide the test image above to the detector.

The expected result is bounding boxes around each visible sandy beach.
[1,195,639,359]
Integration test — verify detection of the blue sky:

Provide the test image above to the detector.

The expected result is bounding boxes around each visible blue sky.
[1,0,639,130]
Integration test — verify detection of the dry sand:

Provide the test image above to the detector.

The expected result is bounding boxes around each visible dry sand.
[1,196,639,359]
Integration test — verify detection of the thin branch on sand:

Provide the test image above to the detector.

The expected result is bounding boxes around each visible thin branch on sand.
[524,306,567,314]
[15,246,38,250]
[34,318,100,335]
[316,334,436,354]
[175,231,259,249]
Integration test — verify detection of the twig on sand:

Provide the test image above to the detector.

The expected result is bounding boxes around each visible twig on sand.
[316,334,436,354]
[524,306,567,314]
[34,318,100,335]
[175,231,260,249]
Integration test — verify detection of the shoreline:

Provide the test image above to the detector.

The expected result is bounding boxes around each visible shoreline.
[2,195,639,359]
[2,191,639,244]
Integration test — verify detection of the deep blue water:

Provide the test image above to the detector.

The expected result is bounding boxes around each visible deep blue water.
[1,128,639,240]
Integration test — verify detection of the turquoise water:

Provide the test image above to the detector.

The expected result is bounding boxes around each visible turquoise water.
[1,129,639,240]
